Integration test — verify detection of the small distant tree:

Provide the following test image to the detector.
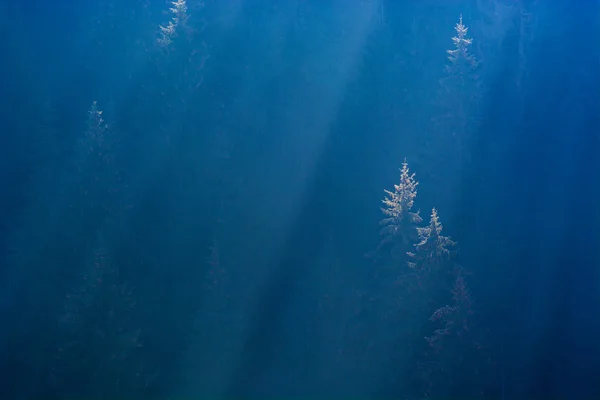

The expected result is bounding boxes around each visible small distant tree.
[77,101,117,174]
[73,101,123,238]
[79,101,107,156]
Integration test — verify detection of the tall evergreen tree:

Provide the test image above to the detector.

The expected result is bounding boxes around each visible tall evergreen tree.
[437,14,480,156]
[427,15,481,215]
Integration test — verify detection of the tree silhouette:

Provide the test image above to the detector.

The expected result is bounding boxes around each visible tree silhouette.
[52,234,145,398]
[421,269,493,399]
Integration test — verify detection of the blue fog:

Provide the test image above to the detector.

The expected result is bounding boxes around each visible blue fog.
[0,0,599,399]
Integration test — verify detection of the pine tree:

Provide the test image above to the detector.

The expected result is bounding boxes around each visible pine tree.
[405,208,457,351]
[153,0,208,167]
[438,14,480,150]
[445,15,478,77]
[428,15,481,213]
[75,101,121,227]
[79,101,111,160]
[425,273,473,353]
[157,0,189,48]
[421,270,493,398]
[379,159,423,260]
[405,210,493,398]
[374,167,490,397]
[408,208,456,271]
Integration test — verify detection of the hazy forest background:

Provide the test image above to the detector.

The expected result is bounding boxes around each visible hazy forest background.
[1,0,599,399]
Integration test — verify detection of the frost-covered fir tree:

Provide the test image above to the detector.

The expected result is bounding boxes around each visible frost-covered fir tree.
[446,15,478,76]
[157,0,189,48]
[426,15,481,215]
[408,208,456,272]
[379,159,423,260]
[437,14,480,151]
[153,0,208,161]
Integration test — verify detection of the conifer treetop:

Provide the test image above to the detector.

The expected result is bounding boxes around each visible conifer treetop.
[376,159,422,260]
[446,15,477,72]
[379,159,423,256]
[170,0,188,19]
[381,159,421,226]
[87,101,105,130]
[414,208,457,262]
[158,0,189,47]
[84,101,108,148]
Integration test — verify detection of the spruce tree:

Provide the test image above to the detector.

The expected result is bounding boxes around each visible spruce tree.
[379,159,422,262]
[421,270,493,399]
[437,15,479,154]
[445,15,478,77]
[157,0,189,48]
[426,15,481,216]
[408,208,456,272]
